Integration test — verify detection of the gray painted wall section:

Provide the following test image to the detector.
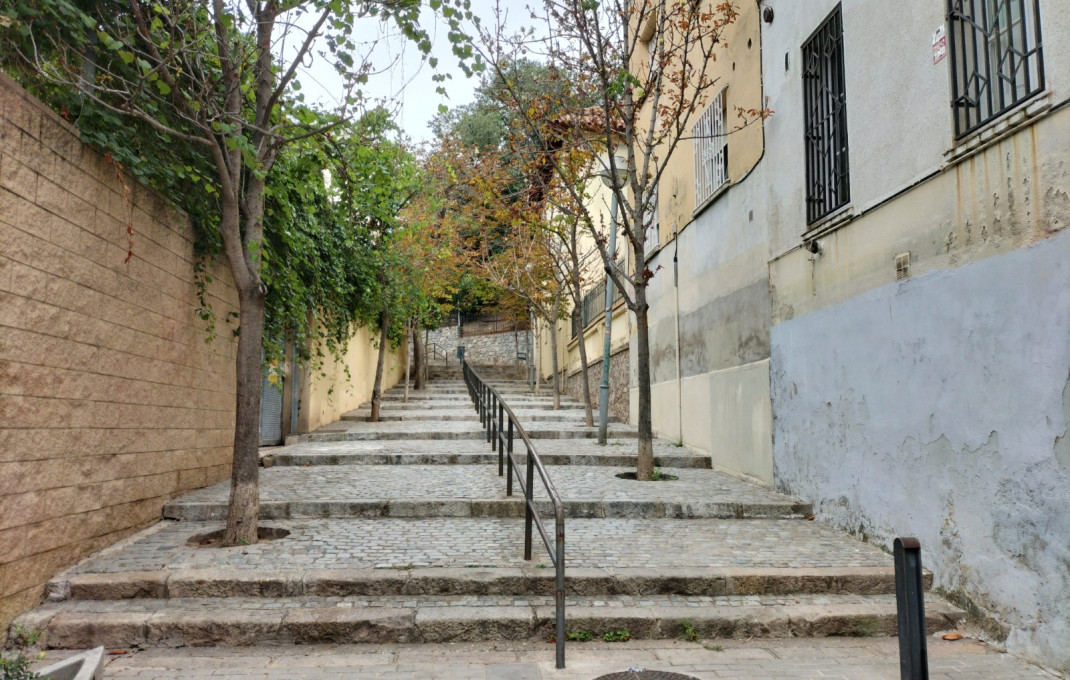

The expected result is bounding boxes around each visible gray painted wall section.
[770,229,1070,672]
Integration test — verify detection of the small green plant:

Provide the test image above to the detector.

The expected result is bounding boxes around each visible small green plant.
[566,630,593,642]
[535,563,546,569]
[1,626,43,680]
[602,630,630,642]
[0,653,39,680]
[672,439,684,447]
[9,629,39,649]
[702,643,724,652]
[681,620,700,642]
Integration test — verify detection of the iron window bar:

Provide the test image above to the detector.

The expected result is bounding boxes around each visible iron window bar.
[461,359,567,669]
[572,278,625,339]
[947,0,1044,138]
[802,5,850,225]
[692,88,729,208]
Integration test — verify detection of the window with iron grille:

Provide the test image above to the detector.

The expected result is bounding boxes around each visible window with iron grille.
[947,0,1044,138]
[692,89,727,209]
[571,278,624,339]
[802,6,850,225]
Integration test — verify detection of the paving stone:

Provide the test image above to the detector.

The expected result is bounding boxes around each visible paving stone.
[12,373,987,672]
[21,593,965,648]
[58,518,890,575]
[161,465,807,520]
[61,639,1053,680]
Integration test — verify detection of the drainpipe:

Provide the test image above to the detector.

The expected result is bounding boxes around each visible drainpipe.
[674,230,682,444]
[597,192,619,444]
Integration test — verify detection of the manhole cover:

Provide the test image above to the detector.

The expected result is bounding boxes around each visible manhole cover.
[592,672,701,680]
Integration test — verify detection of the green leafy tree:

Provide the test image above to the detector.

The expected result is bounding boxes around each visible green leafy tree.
[1,0,480,543]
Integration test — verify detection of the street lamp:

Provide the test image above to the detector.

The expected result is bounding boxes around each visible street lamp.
[597,143,628,444]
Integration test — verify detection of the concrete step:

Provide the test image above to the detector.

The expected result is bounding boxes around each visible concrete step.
[353,400,578,411]
[18,593,965,648]
[43,518,898,575]
[165,496,810,521]
[163,466,807,520]
[50,566,926,601]
[300,422,640,442]
[340,410,606,424]
[262,450,710,469]
[260,439,712,469]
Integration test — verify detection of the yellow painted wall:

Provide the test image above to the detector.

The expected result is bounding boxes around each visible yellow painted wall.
[298,324,407,433]
[633,0,765,247]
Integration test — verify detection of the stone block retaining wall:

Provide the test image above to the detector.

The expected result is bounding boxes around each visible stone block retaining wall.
[428,325,529,368]
[0,75,239,639]
[560,346,629,424]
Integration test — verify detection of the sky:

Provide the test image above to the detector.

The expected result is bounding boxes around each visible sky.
[289,0,534,145]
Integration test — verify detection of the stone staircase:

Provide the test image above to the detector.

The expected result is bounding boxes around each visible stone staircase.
[14,370,965,653]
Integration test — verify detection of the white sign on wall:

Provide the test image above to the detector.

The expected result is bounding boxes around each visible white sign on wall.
[933,25,947,64]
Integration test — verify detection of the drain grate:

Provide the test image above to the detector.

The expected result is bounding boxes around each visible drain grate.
[592,671,701,680]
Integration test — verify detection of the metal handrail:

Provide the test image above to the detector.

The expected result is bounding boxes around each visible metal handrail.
[427,342,450,367]
[460,358,566,669]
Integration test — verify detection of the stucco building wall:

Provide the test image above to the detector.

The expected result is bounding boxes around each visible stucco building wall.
[0,75,239,637]
[297,325,407,434]
[770,227,1070,672]
[756,0,1070,672]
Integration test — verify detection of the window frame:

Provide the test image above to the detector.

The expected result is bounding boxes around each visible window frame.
[946,0,1045,139]
[801,5,850,227]
[692,87,729,212]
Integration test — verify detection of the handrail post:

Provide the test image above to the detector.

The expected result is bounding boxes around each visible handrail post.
[525,451,535,560]
[497,403,504,455]
[507,445,514,497]
[555,511,565,670]
[504,419,512,477]
[895,537,929,680]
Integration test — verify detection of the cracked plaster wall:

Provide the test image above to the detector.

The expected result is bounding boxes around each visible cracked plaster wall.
[770,228,1070,673]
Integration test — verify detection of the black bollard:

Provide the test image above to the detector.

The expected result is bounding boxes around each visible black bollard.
[894,537,929,680]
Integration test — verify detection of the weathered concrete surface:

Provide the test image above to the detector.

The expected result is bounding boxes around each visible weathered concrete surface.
[770,228,1070,673]
[31,638,1058,680]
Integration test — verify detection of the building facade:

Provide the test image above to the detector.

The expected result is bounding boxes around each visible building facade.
[637,0,1069,672]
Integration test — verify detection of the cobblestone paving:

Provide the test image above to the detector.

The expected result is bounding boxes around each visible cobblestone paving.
[162,466,800,506]
[68,518,890,573]
[35,639,1056,679]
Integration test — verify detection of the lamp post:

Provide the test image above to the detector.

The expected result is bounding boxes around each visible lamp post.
[597,145,628,444]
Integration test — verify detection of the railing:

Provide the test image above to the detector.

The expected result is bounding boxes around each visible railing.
[427,342,450,366]
[459,312,531,338]
[461,359,566,669]
[571,277,625,339]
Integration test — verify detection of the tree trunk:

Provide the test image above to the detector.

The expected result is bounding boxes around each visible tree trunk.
[634,283,654,481]
[532,320,541,396]
[403,320,411,404]
[222,283,266,546]
[573,307,595,426]
[569,225,594,426]
[549,293,562,410]
[370,307,390,422]
[413,323,426,390]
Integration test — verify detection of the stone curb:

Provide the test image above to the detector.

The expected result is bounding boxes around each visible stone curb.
[162,498,812,521]
[299,427,640,443]
[261,452,713,469]
[23,595,964,649]
[341,412,602,423]
[53,567,930,601]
